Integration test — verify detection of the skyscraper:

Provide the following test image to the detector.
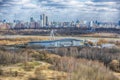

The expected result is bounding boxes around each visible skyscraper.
[30,17,34,22]
[40,15,43,27]
[46,16,49,26]
[40,14,49,27]
[43,14,46,27]
[3,20,6,23]
[118,20,120,26]
[29,17,36,29]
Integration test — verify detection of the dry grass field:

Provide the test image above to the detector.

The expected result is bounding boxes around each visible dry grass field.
[0,36,49,45]
[0,34,120,45]
[81,32,120,38]
[0,61,67,80]
[114,72,120,79]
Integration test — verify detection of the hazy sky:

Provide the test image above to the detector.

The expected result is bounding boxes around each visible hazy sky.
[0,0,120,22]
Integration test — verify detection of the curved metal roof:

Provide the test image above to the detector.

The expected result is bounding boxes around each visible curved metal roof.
[29,38,84,44]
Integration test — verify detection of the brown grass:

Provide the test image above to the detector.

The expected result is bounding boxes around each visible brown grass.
[50,56,119,80]
[82,32,119,38]
[0,36,48,45]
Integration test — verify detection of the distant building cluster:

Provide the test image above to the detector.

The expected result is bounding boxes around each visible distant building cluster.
[0,14,120,30]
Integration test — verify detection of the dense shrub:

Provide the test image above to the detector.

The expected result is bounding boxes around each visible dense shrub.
[0,68,3,75]
[51,57,119,80]
[0,51,24,64]
[22,62,35,71]
[0,48,34,65]
[0,47,119,80]
[109,60,120,72]
[31,51,61,64]
[53,47,120,65]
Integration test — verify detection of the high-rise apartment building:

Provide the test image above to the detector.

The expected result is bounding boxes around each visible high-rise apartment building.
[118,21,120,26]
[40,14,49,27]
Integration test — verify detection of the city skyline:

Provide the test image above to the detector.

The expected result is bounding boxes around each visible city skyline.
[0,0,120,22]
